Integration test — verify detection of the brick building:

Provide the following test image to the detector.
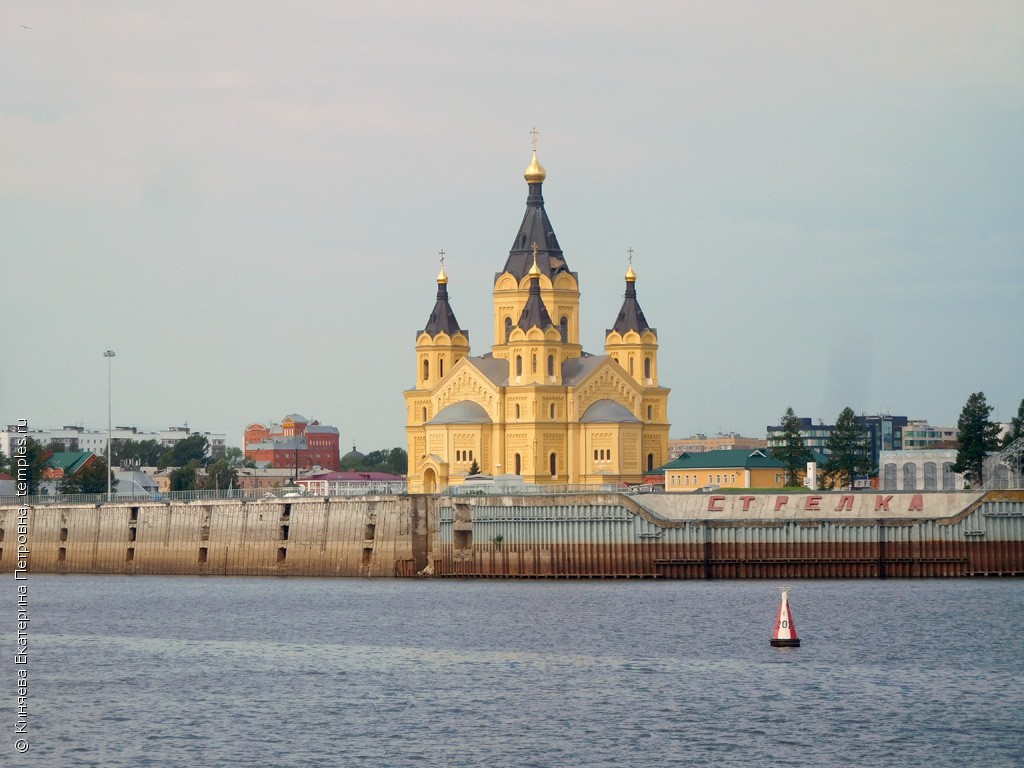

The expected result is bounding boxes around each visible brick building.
[244,414,341,471]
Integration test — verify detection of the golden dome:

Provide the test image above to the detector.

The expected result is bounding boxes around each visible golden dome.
[437,265,448,285]
[625,264,636,282]
[524,150,546,183]
[528,243,542,278]
[528,255,542,278]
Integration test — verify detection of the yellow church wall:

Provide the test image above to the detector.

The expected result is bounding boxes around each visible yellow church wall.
[492,271,581,351]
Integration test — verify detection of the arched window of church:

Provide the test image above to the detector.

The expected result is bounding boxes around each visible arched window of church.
[594,449,598,461]
[514,453,521,475]
[547,354,554,377]
[514,403,520,419]
[505,317,513,342]
[439,358,444,377]
[422,407,427,422]
[629,357,634,376]
[559,316,568,341]
[550,453,556,476]
[422,359,429,381]
[531,353,537,374]
[516,356,523,377]
[550,403,555,419]
[644,357,651,379]
[647,405,652,421]
[647,453,654,471]
[469,450,473,461]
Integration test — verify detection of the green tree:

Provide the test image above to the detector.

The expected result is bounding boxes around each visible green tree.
[823,407,871,489]
[112,439,166,468]
[340,447,408,474]
[202,459,238,491]
[387,447,408,475]
[771,407,812,487]
[224,446,253,468]
[10,438,52,495]
[1002,398,1024,448]
[468,459,481,476]
[158,434,210,468]
[363,449,389,470]
[169,459,203,491]
[45,440,69,454]
[951,392,1001,486]
[58,457,117,495]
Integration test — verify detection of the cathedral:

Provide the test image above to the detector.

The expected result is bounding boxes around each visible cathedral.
[404,144,670,492]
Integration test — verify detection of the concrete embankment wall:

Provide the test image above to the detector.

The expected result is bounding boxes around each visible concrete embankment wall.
[0,496,431,577]
[2,491,1022,578]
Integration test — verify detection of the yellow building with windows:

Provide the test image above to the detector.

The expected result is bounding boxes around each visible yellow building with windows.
[404,147,670,492]
[661,449,789,492]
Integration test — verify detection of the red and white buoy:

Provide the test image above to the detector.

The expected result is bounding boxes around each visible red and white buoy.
[770,586,801,647]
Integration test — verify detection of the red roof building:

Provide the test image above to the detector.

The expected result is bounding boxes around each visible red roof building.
[244,414,341,472]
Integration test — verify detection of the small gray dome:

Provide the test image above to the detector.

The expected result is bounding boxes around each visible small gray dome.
[429,401,492,424]
[342,445,366,463]
[580,399,640,423]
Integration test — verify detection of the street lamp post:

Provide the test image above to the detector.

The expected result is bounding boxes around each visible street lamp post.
[104,350,115,502]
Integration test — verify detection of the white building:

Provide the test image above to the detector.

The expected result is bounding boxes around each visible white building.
[879,449,965,491]
[1,424,226,460]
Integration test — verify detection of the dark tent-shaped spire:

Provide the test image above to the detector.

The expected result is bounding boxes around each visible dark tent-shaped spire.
[499,148,572,282]
[421,260,468,338]
[516,252,555,332]
[608,260,655,336]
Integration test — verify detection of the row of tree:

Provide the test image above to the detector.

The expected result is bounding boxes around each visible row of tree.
[0,437,411,495]
[770,406,871,489]
[339,447,408,475]
[771,393,1024,489]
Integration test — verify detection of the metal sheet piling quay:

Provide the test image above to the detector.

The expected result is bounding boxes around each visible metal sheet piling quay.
[433,490,1024,579]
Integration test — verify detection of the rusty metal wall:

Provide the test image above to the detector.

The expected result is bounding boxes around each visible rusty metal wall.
[433,493,1024,579]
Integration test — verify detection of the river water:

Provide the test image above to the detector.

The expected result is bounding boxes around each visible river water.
[6,576,1023,767]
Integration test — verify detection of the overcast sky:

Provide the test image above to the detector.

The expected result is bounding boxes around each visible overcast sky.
[2,1,1022,452]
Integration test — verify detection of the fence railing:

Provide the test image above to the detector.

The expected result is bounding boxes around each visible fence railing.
[3,481,662,506]
[443,483,658,497]
[0,484,409,506]
[982,437,1024,490]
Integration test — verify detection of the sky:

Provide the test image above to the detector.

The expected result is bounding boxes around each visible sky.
[2,1,1022,452]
